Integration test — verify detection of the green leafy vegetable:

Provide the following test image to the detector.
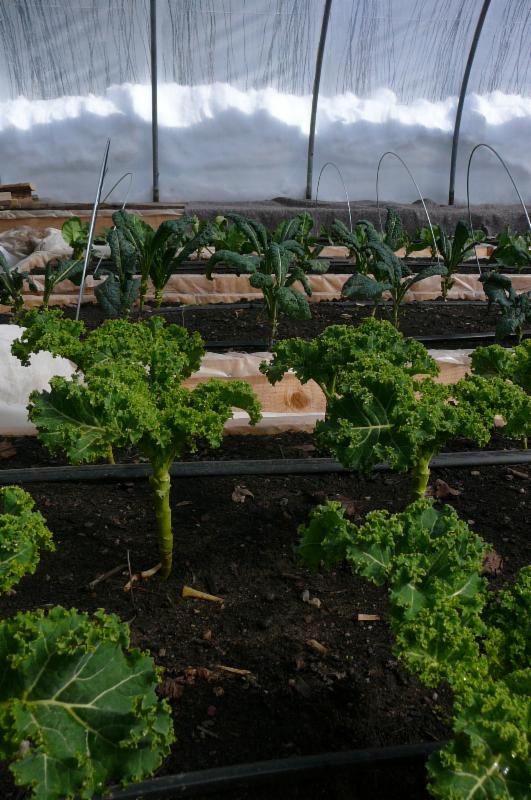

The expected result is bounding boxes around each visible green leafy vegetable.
[489,227,531,271]
[260,318,437,401]
[0,486,54,593]
[95,228,140,317]
[42,258,84,309]
[315,360,531,500]
[61,217,89,260]
[480,271,531,342]
[299,500,531,799]
[434,221,485,301]
[0,606,174,799]
[207,213,318,346]
[340,222,447,327]
[13,312,261,576]
[0,252,37,318]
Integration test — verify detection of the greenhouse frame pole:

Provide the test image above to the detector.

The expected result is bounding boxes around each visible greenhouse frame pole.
[448,0,491,205]
[150,0,160,202]
[305,0,333,200]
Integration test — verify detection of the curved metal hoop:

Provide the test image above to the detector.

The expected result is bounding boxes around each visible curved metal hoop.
[376,151,439,260]
[466,143,531,276]
[101,171,134,207]
[315,161,353,233]
[93,172,134,278]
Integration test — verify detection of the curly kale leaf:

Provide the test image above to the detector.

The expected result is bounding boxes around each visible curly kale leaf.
[0,606,174,799]
[260,318,437,400]
[0,486,54,593]
[428,673,531,800]
[472,341,531,396]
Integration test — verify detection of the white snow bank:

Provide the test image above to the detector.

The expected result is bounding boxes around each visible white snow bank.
[0,83,530,205]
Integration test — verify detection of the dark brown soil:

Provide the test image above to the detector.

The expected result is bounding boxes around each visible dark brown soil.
[0,433,529,800]
[33,299,507,348]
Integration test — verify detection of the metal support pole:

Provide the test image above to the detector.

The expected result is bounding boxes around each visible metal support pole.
[448,0,491,205]
[305,0,333,200]
[150,0,159,203]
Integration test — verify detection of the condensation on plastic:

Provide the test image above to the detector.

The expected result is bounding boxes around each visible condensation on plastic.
[0,328,472,437]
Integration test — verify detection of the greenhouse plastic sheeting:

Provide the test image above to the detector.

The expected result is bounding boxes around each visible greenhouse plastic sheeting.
[0,1,529,204]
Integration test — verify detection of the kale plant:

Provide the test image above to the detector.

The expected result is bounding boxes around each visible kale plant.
[0,606,174,799]
[433,220,484,300]
[206,213,324,346]
[480,271,531,342]
[42,258,84,310]
[489,227,531,270]
[299,499,530,800]
[0,485,54,592]
[340,222,446,328]
[260,318,437,401]
[0,252,37,318]
[13,311,261,577]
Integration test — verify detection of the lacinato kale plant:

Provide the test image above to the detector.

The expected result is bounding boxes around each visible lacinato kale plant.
[260,318,437,402]
[12,311,261,577]
[299,499,530,800]
[433,221,484,300]
[0,252,37,319]
[42,258,84,310]
[0,606,174,799]
[0,485,54,592]
[340,222,446,327]
[111,210,214,309]
[480,271,531,342]
[206,213,325,346]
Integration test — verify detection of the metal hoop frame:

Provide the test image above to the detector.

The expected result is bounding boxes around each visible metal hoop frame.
[315,161,353,233]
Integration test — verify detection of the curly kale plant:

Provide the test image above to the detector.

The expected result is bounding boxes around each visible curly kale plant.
[0,486,54,592]
[340,222,446,328]
[314,358,530,500]
[13,311,261,577]
[111,210,214,309]
[206,213,326,346]
[299,500,530,800]
[0,606,174,799]
[480,271,531,342]
[260,318,437,401]
[434,220,484,300]
[471,340,531,396]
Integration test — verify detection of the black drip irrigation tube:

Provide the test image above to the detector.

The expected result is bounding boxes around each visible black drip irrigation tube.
[101,741,445,799]
[2,450,530,485]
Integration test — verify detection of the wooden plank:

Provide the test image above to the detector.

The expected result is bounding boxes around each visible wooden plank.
[0,192,12,203]
[0,182,35,198]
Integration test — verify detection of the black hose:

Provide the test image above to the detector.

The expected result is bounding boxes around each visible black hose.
[1,450,529,485]
[102,741,445,799]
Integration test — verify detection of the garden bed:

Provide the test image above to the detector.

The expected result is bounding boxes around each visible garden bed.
[0,430,529,800]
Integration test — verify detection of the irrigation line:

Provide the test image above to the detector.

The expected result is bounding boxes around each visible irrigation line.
[2,450,530,486]
[101,741,445,799]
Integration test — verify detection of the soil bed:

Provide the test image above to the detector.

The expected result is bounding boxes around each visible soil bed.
[32,299,511,349]
[0,434,529,800]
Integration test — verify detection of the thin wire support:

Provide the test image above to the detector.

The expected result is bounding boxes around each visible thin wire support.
[93,171,134,278]
[376,151,439,261]
[305,0,333,200]
[315,161,352,233]
[466,142,531,276]
[75,139,110,321]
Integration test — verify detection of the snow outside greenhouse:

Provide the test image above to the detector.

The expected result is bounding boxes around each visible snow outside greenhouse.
[0,3,530,800]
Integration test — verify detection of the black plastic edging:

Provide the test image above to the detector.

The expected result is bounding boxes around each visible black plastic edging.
[152,299,499,314]
[102,741,445,799]
[2,450,530,485]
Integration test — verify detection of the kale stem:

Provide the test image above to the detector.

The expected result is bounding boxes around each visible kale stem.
[410,454,432,502]
[107,445,115,465]
[150,465,173,578]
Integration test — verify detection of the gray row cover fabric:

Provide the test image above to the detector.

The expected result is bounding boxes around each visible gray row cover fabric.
[0,0,529,102]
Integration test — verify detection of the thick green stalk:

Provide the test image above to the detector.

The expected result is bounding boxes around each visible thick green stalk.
[410,453,432,502]
[149,465,173,578]
[154,287,164,308]
[107,445,115,465]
